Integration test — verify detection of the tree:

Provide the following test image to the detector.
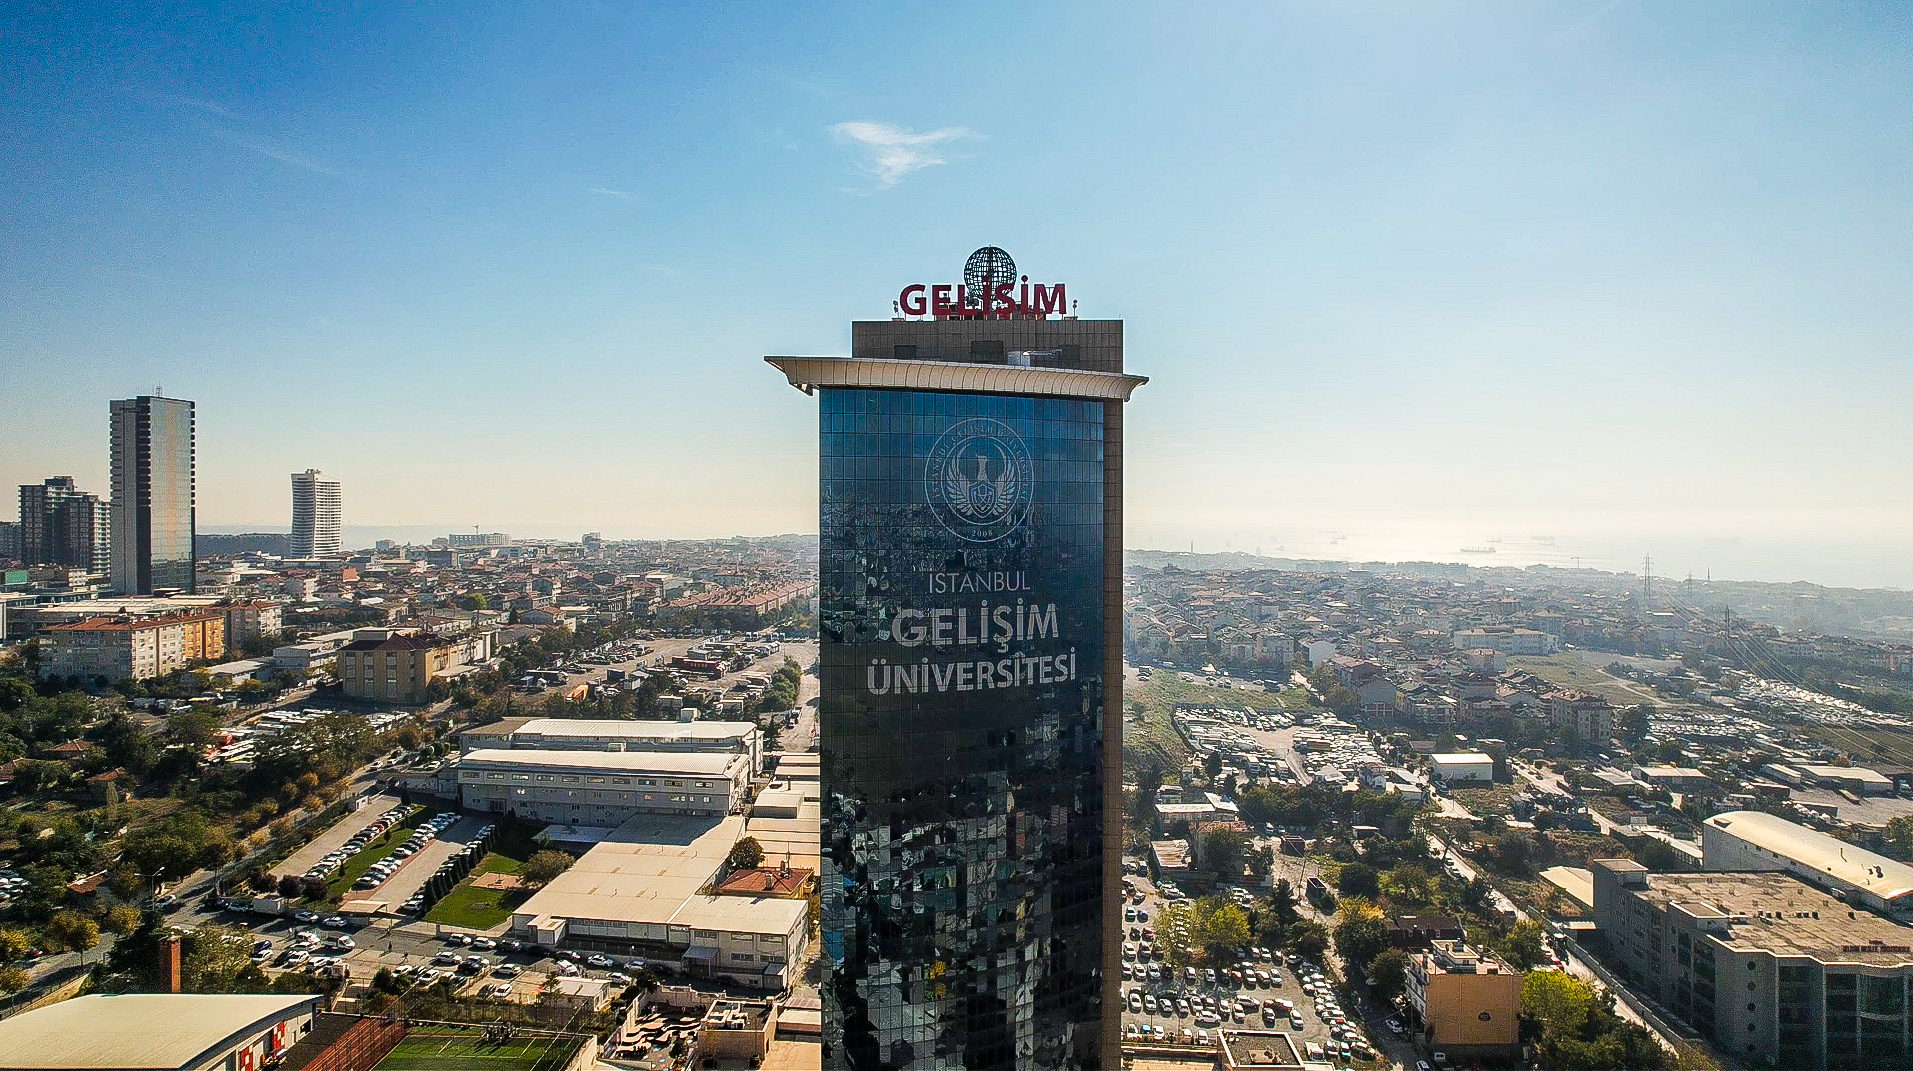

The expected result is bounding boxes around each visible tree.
[1200,828,1247,882]
[1332,901,1390,968]
[1156,900,1198,970]
[1270,879,1299,924]
[0,929,29,962]
[1502,919,1547,969]
[121,810,234,877]
[1196,901,1252,963]
[166,712,221,750]
[1619,703,1654,747]
[457,594,489,611]
[103,905,142,937]
[522,850,575,887]
[727,837,765,871]
[182,926,259,993]
[1521,970,1594,1040]
[1336,862,1380,900]
[1288,920,1330,962]
[0,966,28,993]
[1366,948,1410,1001]
[46,911,99,953]
[1383,862,1435,905]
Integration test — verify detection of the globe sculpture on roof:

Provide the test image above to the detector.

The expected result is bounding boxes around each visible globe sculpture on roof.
[963,246,1017,311]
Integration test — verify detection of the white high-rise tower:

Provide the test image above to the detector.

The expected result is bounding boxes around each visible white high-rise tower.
[289,469,343,557]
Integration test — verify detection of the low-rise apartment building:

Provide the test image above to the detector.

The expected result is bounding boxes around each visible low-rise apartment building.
[1548,689,1615,745]
[1593,858,1913,1070]
[1451,626,1557,655]
[39,611,224,681]
[336,627,490,704]
[1402,940,1522,1057]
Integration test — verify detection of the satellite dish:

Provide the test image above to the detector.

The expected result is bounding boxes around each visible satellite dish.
[963,247,1016,310]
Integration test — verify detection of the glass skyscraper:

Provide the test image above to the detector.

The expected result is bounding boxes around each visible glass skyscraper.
[110,394,196,594]
[770,304,1144,1070]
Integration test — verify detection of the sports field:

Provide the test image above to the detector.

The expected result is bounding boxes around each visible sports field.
[374,1027,580,1071]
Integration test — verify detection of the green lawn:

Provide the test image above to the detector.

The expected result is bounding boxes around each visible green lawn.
[375,1028,578,1071]
[326,807,424,901]
[422,852,528,930]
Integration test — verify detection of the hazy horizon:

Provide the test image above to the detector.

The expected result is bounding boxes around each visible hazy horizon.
[196,514,1912,592]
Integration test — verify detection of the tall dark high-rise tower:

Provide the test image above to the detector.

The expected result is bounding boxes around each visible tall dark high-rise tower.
[109,394,196,594]
[768,252,1144,1070]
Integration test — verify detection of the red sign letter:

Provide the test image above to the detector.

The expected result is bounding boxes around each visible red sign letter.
[899,284,927,316]
[1033,284,1066,316]
[931,285,954,317]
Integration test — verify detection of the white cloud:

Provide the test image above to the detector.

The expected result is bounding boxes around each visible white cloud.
[830,121,973,187]
[589,186,633,199]
[210,127,340,176]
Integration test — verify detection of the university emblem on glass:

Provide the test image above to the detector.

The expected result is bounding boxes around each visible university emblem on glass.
[925,417,1035,543]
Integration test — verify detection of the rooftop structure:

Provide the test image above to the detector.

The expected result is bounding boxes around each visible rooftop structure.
[1703,810,1913,916]
[510,814,808,987]
[0,993,322,1070]
[1593,859,1913,1068]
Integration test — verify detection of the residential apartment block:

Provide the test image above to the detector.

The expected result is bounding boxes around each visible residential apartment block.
[1593,858,1913,1070]
[1402,939,1522,1057]
[39,611,225,681]
[17,476,110,573]
[288,469,343,557]
[335,627,489,704]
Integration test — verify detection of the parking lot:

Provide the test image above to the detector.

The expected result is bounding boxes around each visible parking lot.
[350,815,491,912]
[272,794,402,879]
[1119,874,1387,1066]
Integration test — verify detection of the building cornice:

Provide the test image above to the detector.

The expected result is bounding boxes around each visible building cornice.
[764,356,1147,402]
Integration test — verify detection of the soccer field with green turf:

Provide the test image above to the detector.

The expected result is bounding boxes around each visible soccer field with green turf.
[374,1028,579,1071]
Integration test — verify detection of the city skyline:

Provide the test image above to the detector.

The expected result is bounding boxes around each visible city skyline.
[4,4,1909,589]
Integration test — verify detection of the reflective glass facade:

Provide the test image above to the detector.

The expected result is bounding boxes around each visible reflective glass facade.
[820,388,1106,1070]
[110,396,195,594]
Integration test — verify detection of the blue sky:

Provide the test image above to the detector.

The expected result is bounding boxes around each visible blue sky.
[4,3,1910,584]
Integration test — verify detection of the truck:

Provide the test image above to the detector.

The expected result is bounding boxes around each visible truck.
[246,896,290,917]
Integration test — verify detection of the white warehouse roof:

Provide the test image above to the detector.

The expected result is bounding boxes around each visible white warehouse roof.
[459,748,742,777]
[0,993,321,1070]
[1705,810,1913,904]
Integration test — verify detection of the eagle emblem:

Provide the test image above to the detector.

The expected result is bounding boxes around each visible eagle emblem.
[925,418,1034,543]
